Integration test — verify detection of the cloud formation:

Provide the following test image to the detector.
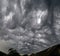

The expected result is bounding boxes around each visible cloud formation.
[0,0,60,54]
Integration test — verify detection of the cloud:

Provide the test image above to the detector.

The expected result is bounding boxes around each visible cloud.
[0,39,16,54]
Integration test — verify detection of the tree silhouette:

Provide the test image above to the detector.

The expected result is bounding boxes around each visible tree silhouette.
[8,48,20,56]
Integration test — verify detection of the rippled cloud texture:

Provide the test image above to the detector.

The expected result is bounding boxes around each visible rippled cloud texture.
[0,0,60,54]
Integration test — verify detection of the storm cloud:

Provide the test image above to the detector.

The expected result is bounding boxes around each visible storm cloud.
[0,0,60,54]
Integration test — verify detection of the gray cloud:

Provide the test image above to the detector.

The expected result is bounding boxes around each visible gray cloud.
[0,0,60,54]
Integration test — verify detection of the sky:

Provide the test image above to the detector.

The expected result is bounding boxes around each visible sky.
[0,0,60,54]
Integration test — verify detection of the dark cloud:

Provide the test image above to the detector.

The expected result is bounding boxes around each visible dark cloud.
[0,0,60,54]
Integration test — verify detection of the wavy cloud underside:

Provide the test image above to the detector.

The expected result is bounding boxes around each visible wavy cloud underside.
[0,0,60,54]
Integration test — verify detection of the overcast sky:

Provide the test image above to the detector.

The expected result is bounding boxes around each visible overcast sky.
[0,0,60,54]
